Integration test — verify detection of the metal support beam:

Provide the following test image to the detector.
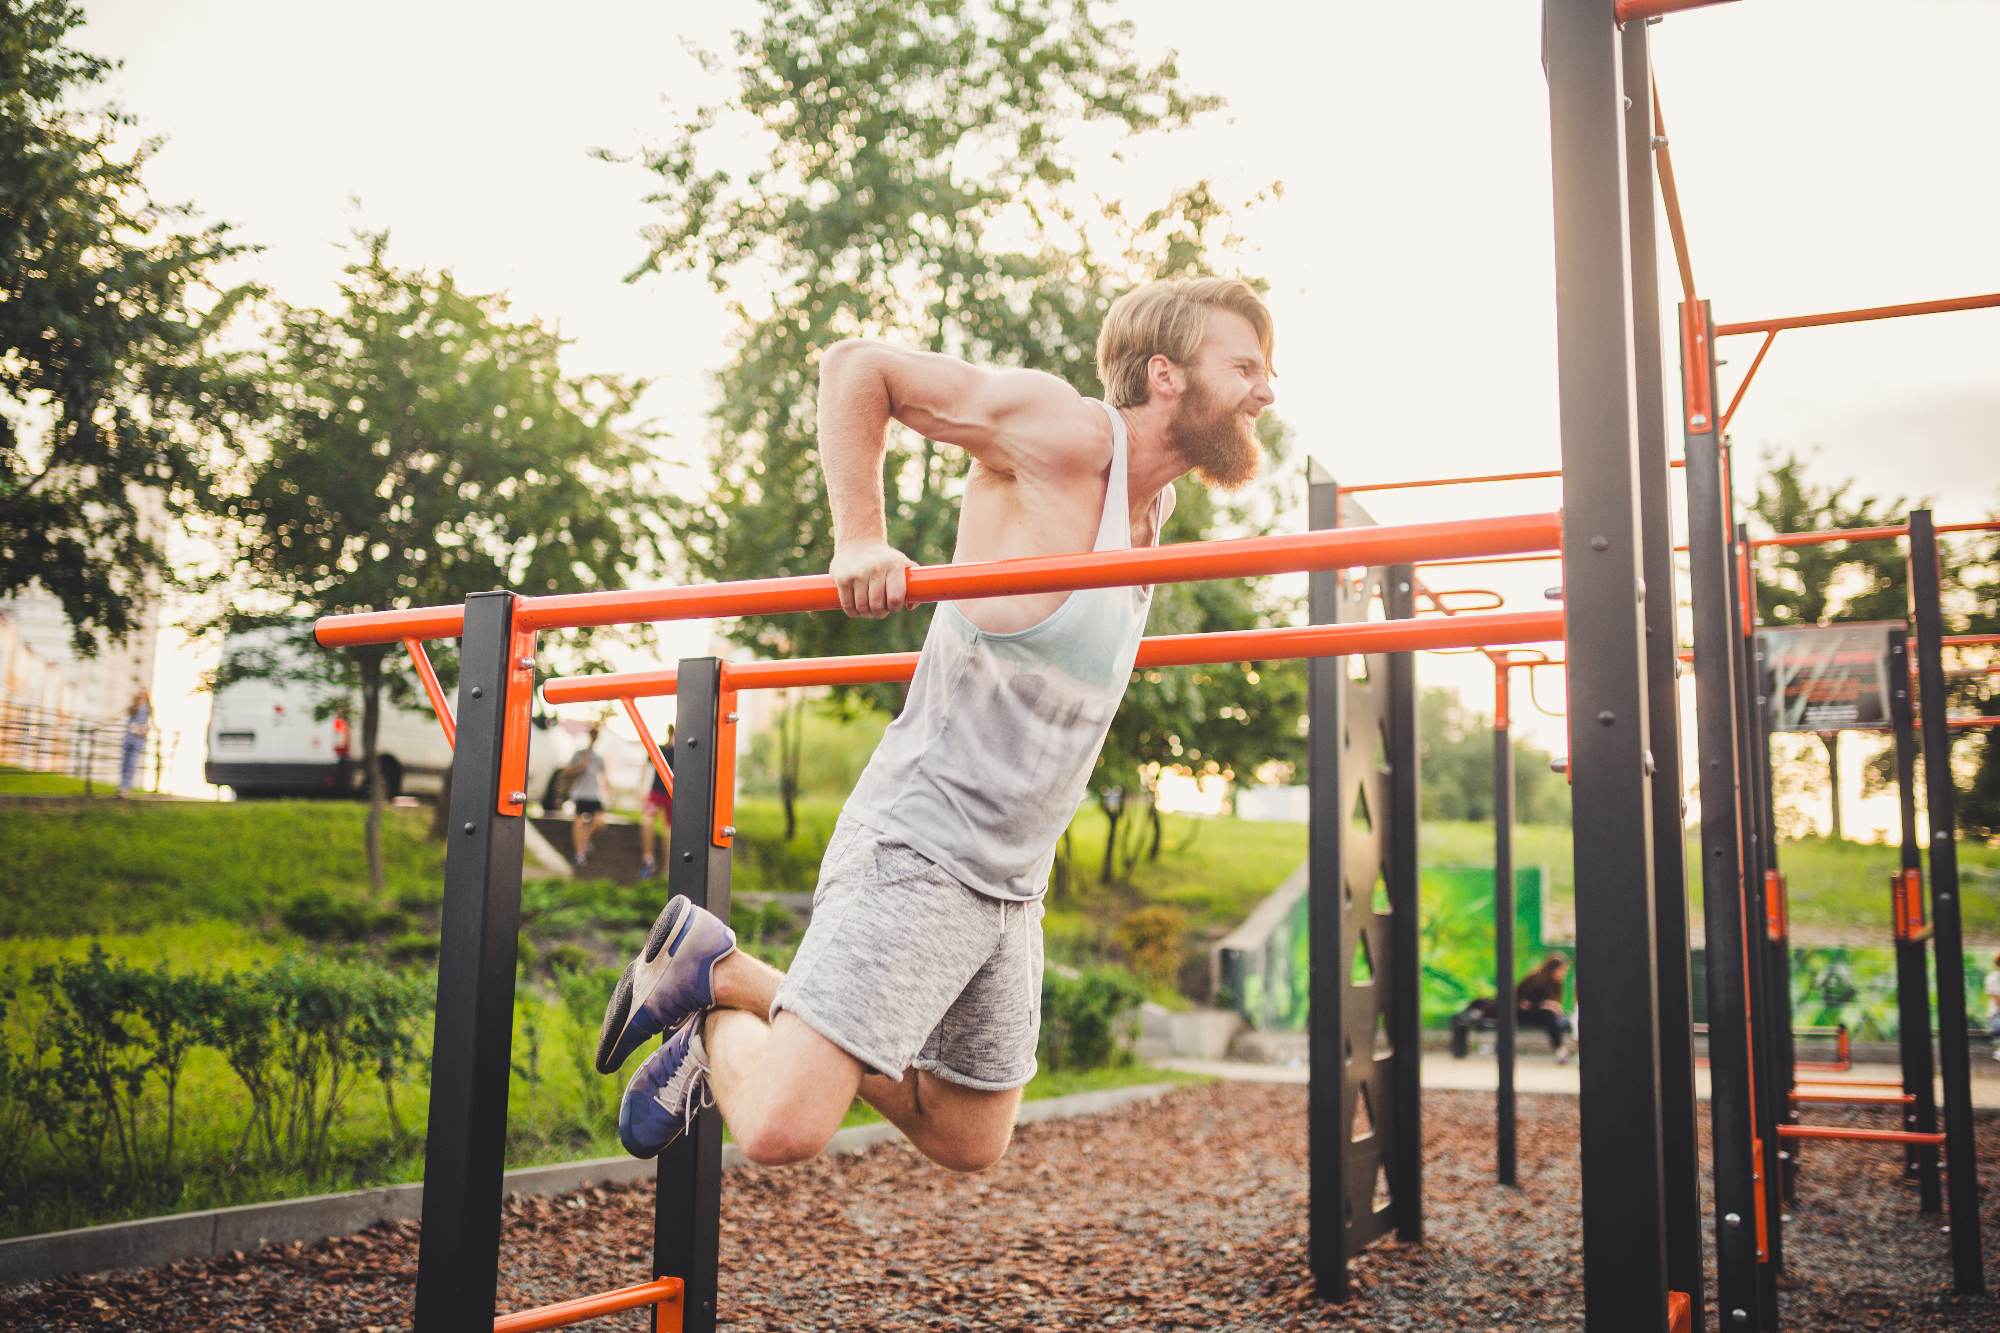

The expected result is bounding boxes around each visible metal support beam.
[414,591,529,1333]
[1887,629,1943,1211]
[1494,682,1518,1188]
[655,658,732,1332]
[1623,18,1702,1317]
[1546,3,1668,1325]
[1306,462,1349,1301]
[1681,304,1764,1329]
[1386,566,1423,1244]
[1909,513,1984,1295]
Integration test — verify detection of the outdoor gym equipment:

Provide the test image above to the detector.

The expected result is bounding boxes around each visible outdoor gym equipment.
[316,496,1578,1333]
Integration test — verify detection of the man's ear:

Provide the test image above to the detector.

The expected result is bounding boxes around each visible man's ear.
[1144,353,1183,403]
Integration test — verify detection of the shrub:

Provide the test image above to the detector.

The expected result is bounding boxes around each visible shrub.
[1115,905,1187,991]
[1038,967,1145,1073]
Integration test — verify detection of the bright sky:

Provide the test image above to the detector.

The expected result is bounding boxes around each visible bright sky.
[81,0,2000,836]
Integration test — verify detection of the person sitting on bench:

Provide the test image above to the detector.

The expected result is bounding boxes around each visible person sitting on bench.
[1516,954,1573,1064]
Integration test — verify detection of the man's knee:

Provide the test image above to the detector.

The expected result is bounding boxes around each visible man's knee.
[922,1122,1013,1174]
[734,1115,841,1168]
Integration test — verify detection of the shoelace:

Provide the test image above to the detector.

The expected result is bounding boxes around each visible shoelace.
[655,1031,715,1120]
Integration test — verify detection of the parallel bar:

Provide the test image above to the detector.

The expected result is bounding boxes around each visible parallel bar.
[622,698,673,797]
[1615,0,1740,22]
[543,611,1567,705]
[1910,512,1984,1294]
[1888,628,1943,1211]
[1789,1092,1913,1106]
[1682,301,1764,1327]
[1716,291,2000,338]
[494,1279,685,1333]
[1777,1126,1947,1146]
[413,592,528,1333]
[1547,6,1668,1326]
[656,659,730,1332]
[313,512,1565,648]
[1626,21,1703,1314]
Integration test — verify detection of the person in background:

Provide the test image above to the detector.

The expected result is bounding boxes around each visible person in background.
[117,688,151,796]
[638,724,675,880]
[562,727,610,868]
[1983,950,2000,1061]
[1517,954,1574,1065]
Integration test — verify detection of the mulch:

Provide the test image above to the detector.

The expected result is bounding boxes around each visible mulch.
[5,1082,1999,1331]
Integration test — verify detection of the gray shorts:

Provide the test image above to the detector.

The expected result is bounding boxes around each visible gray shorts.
[771,815,1044,1091]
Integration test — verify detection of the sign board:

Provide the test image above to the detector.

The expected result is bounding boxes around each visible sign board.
[1758,623,1897,732]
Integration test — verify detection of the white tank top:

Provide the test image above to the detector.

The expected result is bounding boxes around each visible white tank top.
[843,401,1163,901]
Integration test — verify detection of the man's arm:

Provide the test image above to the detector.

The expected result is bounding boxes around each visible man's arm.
[815,339,1103,618]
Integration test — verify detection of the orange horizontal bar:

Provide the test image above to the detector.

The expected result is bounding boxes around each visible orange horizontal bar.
[543,609,1568,706]
[1945,634,2000,648]
[315,512,1563,649]
[1417,553,1563,570]
[1715,291,2000,338]
[1340,461,1683,495]
[1789,1091,1913,1106]
[1778,1126,1946,1146]
[1615,0,1739,22]
[1793,1079,1905,1089]
[493,1277,684,1333]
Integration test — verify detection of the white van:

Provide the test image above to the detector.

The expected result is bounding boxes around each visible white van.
[205,628,563,800]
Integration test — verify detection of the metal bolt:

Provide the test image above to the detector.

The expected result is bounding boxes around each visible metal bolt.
[1590,536,1609,551]
[519,656,535,670]
[1636,577,1646,602]
[1651,134,1669,150]
[1398,581,1411,593]
[1544,586,1564,601]
[1622,95,1633,110]
[1731,1309,1748,1324]
[470,686,484,699]
[1724,1212,1741,1227]
[726,712,740,723]
[508,791,526,805]
[1597,710,1616,726]
[462,822,476,835]
[722,825,736,837]
[688,738,699,748]
[1690,412,1709,427]
[1642,749,1656,776]
[1647,12,1663,22]
[682,851,693,863]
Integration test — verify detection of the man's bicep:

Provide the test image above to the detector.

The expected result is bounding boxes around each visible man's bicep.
[884,356,1097,472]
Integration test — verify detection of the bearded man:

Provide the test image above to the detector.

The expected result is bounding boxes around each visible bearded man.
[597,276,1275,1171]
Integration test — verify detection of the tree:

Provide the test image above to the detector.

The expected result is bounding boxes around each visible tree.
[619,0,1299,849]
[0,0,256,654]
[1417,686,1569,827]
[214,234,667,892]
[1748,450,1914,840]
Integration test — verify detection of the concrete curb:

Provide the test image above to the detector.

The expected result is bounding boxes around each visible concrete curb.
[0,1080,1183,1288]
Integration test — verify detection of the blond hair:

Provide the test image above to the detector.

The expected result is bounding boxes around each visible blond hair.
[1095,277,1275,408]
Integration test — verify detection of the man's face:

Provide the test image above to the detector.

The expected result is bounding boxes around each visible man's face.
[1165,309,1274,491]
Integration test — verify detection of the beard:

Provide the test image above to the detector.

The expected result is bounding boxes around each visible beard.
[1166,373,1263,491]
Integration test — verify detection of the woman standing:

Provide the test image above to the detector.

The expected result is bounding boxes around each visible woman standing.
[118,688,152,796]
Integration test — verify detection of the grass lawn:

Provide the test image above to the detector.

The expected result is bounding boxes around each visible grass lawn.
[0,766,94,795]
[0,800,448,938]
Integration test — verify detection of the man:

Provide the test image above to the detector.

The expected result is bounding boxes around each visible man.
[561,727,610,868]
[595,276,1275,1171]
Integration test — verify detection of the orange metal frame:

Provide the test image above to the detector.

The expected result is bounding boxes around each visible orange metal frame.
[1778,1125,1947,1147]
[492,1277,684,1332]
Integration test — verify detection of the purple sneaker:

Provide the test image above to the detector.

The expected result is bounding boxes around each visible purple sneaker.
[595,896,736,1074]
[618,1016,712,1159]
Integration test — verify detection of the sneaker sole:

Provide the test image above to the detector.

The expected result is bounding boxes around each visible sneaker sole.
[594,898,693,1074]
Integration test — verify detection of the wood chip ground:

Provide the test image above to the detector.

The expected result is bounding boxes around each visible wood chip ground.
[5,1084,1997,1330]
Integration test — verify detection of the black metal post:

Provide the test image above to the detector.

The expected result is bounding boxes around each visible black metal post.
[1887,629,1943,1211]
[1682,304,1764,1329]
[1730,527,1783,1325]
[655,658,732,1332]
[1749,632,1797,1210]
[1909,512,1984,1294]
[413,591,529,1333]
[1623,21,1702,1312]
[1546,3,1668,1325]
[1386,566,1422,1244]
[1494,676,1518,1188]
[1306,461,1349,1300]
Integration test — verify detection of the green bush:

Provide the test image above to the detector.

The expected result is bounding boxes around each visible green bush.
[280,890,374,942]
[1038,967,1145,1073]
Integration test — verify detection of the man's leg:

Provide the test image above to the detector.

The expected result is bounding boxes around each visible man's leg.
[702,952,1020,1172]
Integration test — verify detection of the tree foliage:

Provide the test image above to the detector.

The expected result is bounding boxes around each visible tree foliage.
[1418,686,1570,827]
[621,0,1301,845]
[213,234,667,889]
[0,0,256,653]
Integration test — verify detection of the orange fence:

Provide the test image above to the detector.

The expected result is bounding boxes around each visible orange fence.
[492,1277,684,1333]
